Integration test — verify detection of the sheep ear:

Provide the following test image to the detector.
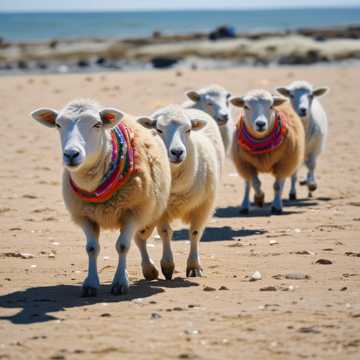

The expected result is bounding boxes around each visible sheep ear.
[186,90,201,102]
[276,87,291,97]
[191,118,207,130]
[313,87,329,97]
[137,116,156,129]
[99,108,124,129]
[31,108,58,128]
[273,96,288,107]
[230,96,245,108]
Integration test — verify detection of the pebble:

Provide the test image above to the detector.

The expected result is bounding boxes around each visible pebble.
[260,286,277,291]
[218,286,229,291]
[315,259,333,265]
[285,273,310,280]
[269,240,278,246]
[250,271,262,281]
[150,312,161,320]
[298,326,321,334]
[100,313,111,317]
[203,286,216,292]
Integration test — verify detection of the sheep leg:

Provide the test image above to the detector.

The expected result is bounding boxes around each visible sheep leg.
[157,220,175,280]
[81,219,100,297]
[240,180,251,214]
[289,172,298,200]
[305,154,317,194]
[111,220,136,295]
[271,178,285,214]
[252,175,265,207]
[135,225,159,281]
[187,200,213,277]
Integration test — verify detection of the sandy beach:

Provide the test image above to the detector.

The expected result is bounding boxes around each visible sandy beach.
[0,65,360,359]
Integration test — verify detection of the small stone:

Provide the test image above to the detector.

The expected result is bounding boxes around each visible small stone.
[250,271,262,281]
[150,312,161,320]
[218,286,229,291]
[173,307,183,311]
[340,287,348,291]
[203,286,216,292]
[285,273,310,280]
[260,286,277,291]
[315,259,333,265]
[269,240,278,246]
[100,313,111,317]
[298,326,321,334]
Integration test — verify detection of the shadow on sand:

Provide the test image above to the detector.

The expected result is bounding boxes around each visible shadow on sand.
[0,277,198,325]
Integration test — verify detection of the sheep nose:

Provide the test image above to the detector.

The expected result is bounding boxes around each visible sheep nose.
[219,114,228,123]
[170,149,184,158]
[64,148,80,164]
[256,121,266,131]
[299,108,307,117]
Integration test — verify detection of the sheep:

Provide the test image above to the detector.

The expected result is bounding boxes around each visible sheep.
[183,84,233,154]
[230,89,305,214]
[31,99,171,296]
[137,104,225,278]
[276,81,329,199]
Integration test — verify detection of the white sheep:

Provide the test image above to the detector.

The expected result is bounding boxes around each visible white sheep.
[276,81,329,198]
[137,105,224,278]
[183,84,233,154]
[31,99,171,296]
[230,90,305,214]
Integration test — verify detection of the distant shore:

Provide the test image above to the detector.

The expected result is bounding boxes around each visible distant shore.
[1,25,360,74]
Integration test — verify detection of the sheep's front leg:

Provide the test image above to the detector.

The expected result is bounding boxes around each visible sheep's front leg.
[272,178,285,214]
[111,220,136,295]
[252,175,265,207]
[135,225,159,281]
[240,180,251,214]
[289,172,298,200]
[81,219,100,297]
[305,154,317,195]
[157,220,175,280]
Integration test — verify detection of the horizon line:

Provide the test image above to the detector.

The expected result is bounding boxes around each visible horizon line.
[1,5,360,13]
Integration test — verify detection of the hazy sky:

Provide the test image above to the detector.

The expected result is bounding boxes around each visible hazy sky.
[1,0,360,11]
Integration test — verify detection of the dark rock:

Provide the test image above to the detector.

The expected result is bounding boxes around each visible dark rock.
[77,59,90,67]
[151,57,179,69]
[95,57,107,66]
[17,60,28,70]
[315,259,333,265]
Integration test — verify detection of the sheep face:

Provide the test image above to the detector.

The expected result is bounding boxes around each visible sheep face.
[31,105,123,172]
[230,90,287,137]
[186,85,231,126]
[276,81,329,119]
[137,106,206,165]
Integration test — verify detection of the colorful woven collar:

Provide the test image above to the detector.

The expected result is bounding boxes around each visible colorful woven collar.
[69,123,136,203]
[237,111,287,155]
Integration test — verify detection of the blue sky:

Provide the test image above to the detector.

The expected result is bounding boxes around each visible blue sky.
[1,0,360,11]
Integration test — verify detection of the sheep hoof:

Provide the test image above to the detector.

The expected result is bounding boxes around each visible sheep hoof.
[239,207,249,215]
[308,183,317,192]
[289,193,297,201]
[271,207,283,215]
[111,283,129,296]
[161,262,175,280]
[186,267,203,277]
[308,191,313,198]
[143,264,159,281]
[254,193,265,207]
[81,286,97,297]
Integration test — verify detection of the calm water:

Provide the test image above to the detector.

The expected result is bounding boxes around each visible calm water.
[1,8,360,42]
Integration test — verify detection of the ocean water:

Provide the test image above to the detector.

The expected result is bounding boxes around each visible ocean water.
[0,8,360,42]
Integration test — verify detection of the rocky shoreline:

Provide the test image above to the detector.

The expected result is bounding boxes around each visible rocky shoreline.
[1,25,360,74]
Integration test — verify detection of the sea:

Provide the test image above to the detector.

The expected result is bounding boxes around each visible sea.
[1,7,360,42]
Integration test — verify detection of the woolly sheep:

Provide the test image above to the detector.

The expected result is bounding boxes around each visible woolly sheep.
[183,84,233,154]
[230,90,305,214]
[31,99,171,296]
[138,105,224,278]
[276,81,329,198]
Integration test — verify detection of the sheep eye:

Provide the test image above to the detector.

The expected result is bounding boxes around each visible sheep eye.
[244,105,250,110]
[55,123,61,128]
[186,129,191,134]
[156,128,163,134]
[93,123,102,128]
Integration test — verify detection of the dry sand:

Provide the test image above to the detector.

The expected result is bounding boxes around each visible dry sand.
[0,66,359,359]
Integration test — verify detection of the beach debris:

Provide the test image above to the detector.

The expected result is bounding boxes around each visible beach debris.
[285,273,310,280]
[315,258,333,265]
[249,271,262,281]
[0,252,34,259]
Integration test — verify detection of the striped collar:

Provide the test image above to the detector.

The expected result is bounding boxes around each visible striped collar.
[69,123,136,203]
[237,111,287,155]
